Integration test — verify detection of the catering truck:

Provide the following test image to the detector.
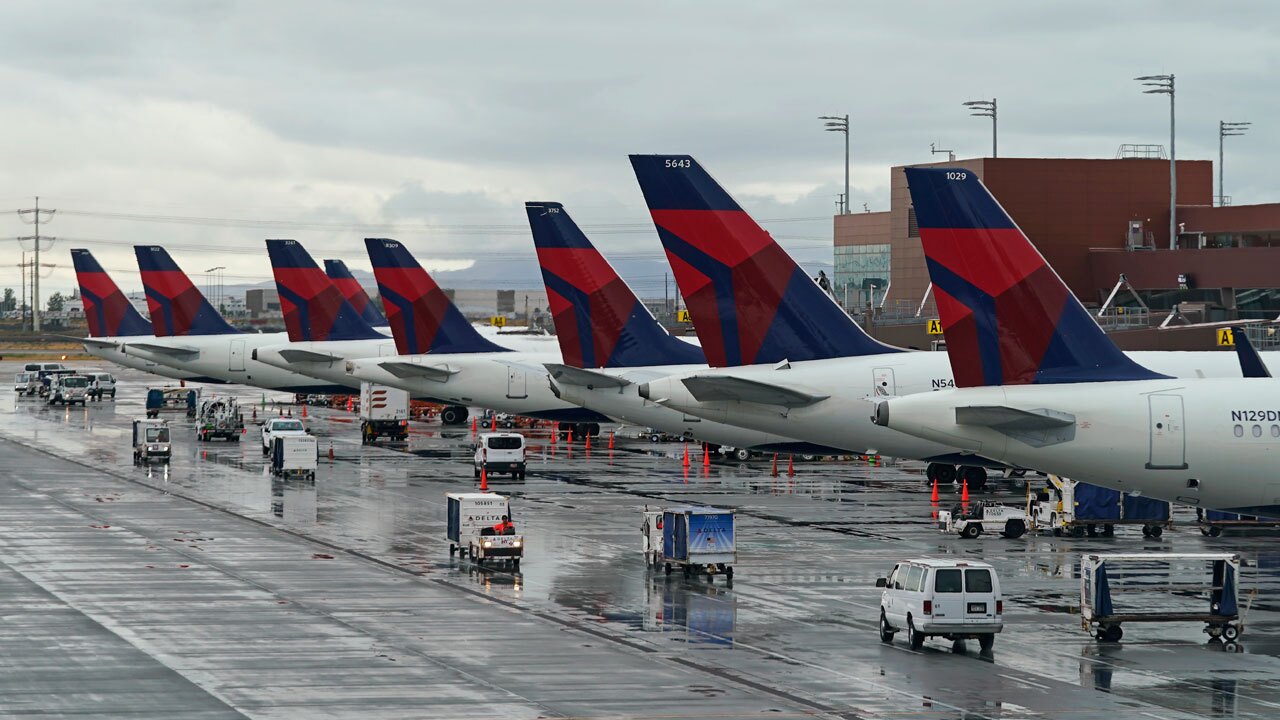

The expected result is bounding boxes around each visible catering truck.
[359,382,409,444]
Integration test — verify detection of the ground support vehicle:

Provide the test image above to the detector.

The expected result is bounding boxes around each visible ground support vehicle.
[132,419,172,465]
[359,383,409,444]
[643,509,665,565]
[196,397,245,442]
[260,417,309,456]
[146,387,199,419]
[47,375,90,406]
[1197,508,1280,536]
[474,432,526,479]
[270,434,317,481]
[1027,476,1172,538]
[661,507,736,580]
[1081,552,1243,643]
[14,372,39,396]
[446,492,523,568]
[877,559,1003,651]
[38,368,76,398]
[938,502,1027,539]
[85,371,117,400]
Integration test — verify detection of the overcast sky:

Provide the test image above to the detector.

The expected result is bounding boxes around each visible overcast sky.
[2,1,1276,302]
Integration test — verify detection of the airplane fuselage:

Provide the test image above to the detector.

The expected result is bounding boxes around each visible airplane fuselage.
[82,336,216,382]
[122,333,353,393]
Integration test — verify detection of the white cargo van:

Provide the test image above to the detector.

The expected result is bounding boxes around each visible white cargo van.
[48,374,90,406]
[85,371,117,400]
[14,372,38,396]
[876,559,1003,651]
[474,432,526,479]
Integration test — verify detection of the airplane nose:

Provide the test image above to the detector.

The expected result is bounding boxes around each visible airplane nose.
[637,382,650,400]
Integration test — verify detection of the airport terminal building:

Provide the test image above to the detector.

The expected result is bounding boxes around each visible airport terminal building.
[836,154,1280,349]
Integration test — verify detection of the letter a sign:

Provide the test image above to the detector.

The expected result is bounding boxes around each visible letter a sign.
[1217,328,1235,346]
[926,319,944,335]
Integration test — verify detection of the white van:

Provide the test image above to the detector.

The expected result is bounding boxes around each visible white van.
[85,371,117,400]
[876,559,1003,651]
[474,432,526,479]
[48,375,90,406]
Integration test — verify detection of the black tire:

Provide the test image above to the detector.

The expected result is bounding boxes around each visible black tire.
[588,423,600,437]
[908,617,925,651]
[441,406,466,426]
[449,544,456,555]
[1001,519,1026,539]
[879,613,895,643]
[733,448,751,462]
[960,466,988,492]
[1070,525,1086,538]
[262,445,270,457]
[925,463,940,482]
[725,566,734,578]
[517,470,526,481]
[512,558,520,570]
[1102,524,1115,537]
[1149,525,1164,539]
[1087,524,1099,537]
[936,464,958,484]
[1209,526,1223,537]
[960,523,982,539]
[650,434,660,443]
[1223,624,1240,641]
[1103,625,1123,643]
[978,633,995,651]
[1141,526,1152,537]
[664,562,672,575]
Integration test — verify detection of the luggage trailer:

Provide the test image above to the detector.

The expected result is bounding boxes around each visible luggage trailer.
[1081,552,1243,643]
[660,507,736,581]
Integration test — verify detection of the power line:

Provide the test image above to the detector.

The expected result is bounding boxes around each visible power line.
[17,197,55,332]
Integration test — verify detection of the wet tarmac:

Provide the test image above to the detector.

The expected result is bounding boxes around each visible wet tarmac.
[4,360,1280,718]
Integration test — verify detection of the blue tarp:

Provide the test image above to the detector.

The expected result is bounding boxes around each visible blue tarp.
[1206,509,1279,522]
[1212,560,1238,616]
[1074,483,1122,521]
[1122,494,1170,521]
[1093,562,1113,617]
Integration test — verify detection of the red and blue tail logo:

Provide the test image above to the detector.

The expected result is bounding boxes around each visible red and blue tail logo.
[71,249,152,337]
[364,238,508,356]
[266,240,385,342]
[528,201,704,368]
[134,246,239,337]
[324,259,388,327]
[904,167,1165,387]
[629,154,899,368]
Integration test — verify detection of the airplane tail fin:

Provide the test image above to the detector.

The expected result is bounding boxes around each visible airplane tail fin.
[364,238,509,355]
[265,239,385,342]
[629,154,899,367]
[324,259,388,327]
[903,167,1165,387]
[70,249,152,337]
[1230,328,1271,378]
[527,201,704,368]
[133,246,240,336]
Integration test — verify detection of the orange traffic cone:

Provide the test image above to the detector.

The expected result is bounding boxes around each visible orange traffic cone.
[346,396,353,412]
[930,479,940,503]
[961,478,970,503]
[771,453,779,477]
[787,454,796,478]
[585,432,591,450]
[608,431,615,449]
[471,417,477,435]
[552,423,559,444]
[703,443,711,467]
[251,408,257,421]
[683,444,690,467]
[301,404,307,418]
[480,464,488,492]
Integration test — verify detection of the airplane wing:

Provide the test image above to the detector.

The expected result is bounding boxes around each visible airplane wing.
[125,342,200,358]
[377,361,456,382]
[544,364,631,389]
[680,375,829,408]
[955,405,1076,448]
[276,349,339,364]
[62,335,118,349]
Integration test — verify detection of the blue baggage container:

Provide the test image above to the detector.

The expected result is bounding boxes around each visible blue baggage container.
[661,507,736,577]
[1074,483,1122,521]
[1122,494,1170,522]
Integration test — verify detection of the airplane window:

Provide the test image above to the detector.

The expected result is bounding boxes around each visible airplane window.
[1253,425,1263,438]
[1234,425,1244,437]
[1272,425,1279,438]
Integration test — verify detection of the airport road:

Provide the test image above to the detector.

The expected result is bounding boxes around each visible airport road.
[3,361,1280,719]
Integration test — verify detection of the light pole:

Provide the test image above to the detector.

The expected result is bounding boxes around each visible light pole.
[963,98,997,157]
[1136,74,1176,249]
[1219,121,1251,207]
[820,115,849,214]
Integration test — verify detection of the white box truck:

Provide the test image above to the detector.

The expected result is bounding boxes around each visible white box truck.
[446,492,523,568]
[359,382,409,444]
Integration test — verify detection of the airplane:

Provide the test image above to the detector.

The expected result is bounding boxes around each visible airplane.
[323,258,388,327]
[68,248,214,382]
[527,201,835,458]
[342,238,611,432]
[874,166,1280,515]
[252,238,553,424]
[118,246,353,393]
[626,155,1274,488]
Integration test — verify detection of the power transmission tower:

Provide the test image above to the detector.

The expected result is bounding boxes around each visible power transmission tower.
[18,197,55,332]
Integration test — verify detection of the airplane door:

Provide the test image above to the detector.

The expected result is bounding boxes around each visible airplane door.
[873,367,896,396]
[229,340,246,371]
[1146,394,1187,469]
[506,367,527,399]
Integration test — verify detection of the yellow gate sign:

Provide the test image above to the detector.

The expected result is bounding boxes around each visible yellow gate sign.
[676,310,691,323]
[926,319,944,335]
[489,315,506,327]
[1217,327,1235,346]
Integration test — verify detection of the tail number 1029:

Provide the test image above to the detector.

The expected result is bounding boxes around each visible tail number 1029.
[946,171,968,180]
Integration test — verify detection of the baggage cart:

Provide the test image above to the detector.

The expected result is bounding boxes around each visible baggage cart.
[446,492,523,568]
[1081,552,1243,643]
[642,509,664,565]
[1027,475,1171,538]
[146,387,200,419]
[271,434,317,481]
[661,507,735,580]
[1197,508,1280,537]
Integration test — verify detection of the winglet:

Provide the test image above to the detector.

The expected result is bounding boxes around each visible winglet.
[133,246,240,336]
[629,154,899,367]
[364,238,509,355]
[1231,328,1272,378]
[70,249,152,337]
[324,258,388,327]
[903,166,1165,387]
[527,201,704,368]
[265,239,384,342]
